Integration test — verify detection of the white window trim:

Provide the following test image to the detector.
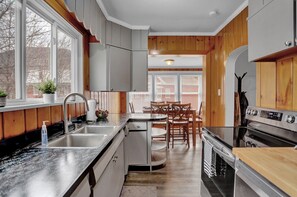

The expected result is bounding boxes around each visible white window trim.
[6,0,83,105]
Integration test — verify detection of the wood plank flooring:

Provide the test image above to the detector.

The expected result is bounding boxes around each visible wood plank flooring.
[124,137,202,197]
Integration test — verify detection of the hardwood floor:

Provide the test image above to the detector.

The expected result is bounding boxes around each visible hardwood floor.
[124,137,202,197]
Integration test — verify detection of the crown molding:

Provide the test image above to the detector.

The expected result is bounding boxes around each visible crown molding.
[96,0,248,35]
[213,0,248,35]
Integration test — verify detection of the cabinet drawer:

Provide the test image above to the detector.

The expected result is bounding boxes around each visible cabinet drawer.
[128,122,147,130]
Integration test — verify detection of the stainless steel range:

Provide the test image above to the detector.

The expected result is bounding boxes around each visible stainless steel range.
[200,106,297,197]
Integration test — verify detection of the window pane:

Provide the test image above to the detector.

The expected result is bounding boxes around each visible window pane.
[129,75,152,112]
[180,75,201,110]
[26,7,51,98]
[57,29,72,98]
[155,75,177,102]
[0,0,16,99]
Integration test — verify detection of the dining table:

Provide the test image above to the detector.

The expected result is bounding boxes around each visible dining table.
[142,107,198,147]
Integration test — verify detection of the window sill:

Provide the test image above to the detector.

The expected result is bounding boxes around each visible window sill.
[0,100,83,113]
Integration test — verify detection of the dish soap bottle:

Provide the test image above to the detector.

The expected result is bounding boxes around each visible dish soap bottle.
[41,121,49,147]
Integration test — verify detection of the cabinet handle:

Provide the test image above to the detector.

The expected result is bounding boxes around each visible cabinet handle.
[284,41,292,47]
[110,88,114,91]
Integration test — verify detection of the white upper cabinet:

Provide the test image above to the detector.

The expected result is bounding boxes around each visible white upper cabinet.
[89,44,131,91]
[105,21,132,50]
[131,51,148,92]
[248,0,296,61]
[132,30,148,50]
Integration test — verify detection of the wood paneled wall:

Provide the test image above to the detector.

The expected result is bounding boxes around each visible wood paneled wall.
[205,8,248,126]
[0,103,86,140]
[148,36,214,55]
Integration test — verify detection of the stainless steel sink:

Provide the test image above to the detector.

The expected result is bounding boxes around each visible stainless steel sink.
[45,134,108,148]
[73,125,116,135]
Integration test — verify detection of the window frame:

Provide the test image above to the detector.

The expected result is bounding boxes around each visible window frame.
[5,0,83,105]
[128,71,202,112]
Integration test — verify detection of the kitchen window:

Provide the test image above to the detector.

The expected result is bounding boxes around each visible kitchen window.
[129,73,202,112]
[0,0,82,104]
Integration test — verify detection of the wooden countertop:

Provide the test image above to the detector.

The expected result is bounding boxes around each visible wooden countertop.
[233,148,297,197]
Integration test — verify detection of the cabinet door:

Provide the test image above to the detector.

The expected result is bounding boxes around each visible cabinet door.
[109,46,131,91]
[105,21,112,45]
[256,62,276,108]
[276,58,293,110]
[126,131,148,165]
[70,175,90,197]
[132,30,149,50]
[89,43,108,91]
[132,51,148,91]
[111,23,121,46]
[248,0,295,61]
[120,26,132,49]
[248,0,264,18]
[93,142,125,197]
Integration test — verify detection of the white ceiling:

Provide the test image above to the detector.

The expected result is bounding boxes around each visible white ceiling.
[97,0,247,35]
[148,55,203,67]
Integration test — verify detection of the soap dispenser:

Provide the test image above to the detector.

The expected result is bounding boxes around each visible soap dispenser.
[41,121,49,147]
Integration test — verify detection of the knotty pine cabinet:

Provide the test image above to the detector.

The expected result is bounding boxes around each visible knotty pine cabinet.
[276,58,293,110]
[256,57,297,111]
[256,62,276,109]
[248,0,296,61]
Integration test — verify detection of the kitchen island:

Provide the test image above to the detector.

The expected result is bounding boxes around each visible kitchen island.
[0,113,166,197]
[233,147,297,197]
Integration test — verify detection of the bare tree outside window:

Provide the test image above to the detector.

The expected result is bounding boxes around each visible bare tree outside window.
[26,7,51,98]
[0,0,16,99]
[57,29,72,98]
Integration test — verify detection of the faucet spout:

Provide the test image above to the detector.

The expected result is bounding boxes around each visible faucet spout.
[63,93,89,134]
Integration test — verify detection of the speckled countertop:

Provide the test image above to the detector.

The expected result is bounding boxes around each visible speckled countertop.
[0,113,166,197]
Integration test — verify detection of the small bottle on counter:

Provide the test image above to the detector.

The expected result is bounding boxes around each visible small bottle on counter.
[41,121,49,147]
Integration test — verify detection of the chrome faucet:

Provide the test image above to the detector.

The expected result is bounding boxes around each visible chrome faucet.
[63,93,89,134]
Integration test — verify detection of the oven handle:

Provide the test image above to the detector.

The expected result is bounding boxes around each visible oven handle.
[202,133,235,163]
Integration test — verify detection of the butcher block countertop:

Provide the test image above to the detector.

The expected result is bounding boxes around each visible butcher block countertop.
[233,148,297,197]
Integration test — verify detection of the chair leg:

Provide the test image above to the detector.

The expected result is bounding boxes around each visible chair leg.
[171,126,174,148]
[186,125,190,148]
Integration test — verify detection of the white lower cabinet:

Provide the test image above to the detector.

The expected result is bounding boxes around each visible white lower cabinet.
[93,131,125,197]
[70,175,91,197]
[126,122,148,166]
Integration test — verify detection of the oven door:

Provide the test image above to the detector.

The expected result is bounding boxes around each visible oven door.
[201,132,235,197]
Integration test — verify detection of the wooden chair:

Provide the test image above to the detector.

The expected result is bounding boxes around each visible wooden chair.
[168,103,191,148]
[166,101,181,105]
[150,103,169,147]
[189,102,203,139]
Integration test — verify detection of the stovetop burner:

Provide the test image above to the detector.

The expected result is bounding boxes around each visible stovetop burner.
[203,127,247,149]
[204,106,297,149]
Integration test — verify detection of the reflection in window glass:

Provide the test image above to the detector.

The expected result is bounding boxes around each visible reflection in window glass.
[0,0,16,99]
[155,75,177,102]
[180,75,200,110]
[129,75,152,112]
[26,7,51,98]
[57,29,72,98]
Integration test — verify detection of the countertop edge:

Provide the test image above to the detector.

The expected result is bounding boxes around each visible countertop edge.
[233,147,297,197]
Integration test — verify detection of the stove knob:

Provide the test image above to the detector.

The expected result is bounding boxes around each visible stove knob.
[247,109,251,115]
[251,110,258,116]
[287,115,295,124]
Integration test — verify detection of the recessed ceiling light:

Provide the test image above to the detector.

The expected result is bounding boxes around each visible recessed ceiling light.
[209,10,219,16]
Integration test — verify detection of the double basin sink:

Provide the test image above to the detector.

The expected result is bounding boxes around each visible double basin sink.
[41,125,116,149]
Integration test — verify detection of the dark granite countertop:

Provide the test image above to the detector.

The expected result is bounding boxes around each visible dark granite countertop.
[0,113,167,197]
